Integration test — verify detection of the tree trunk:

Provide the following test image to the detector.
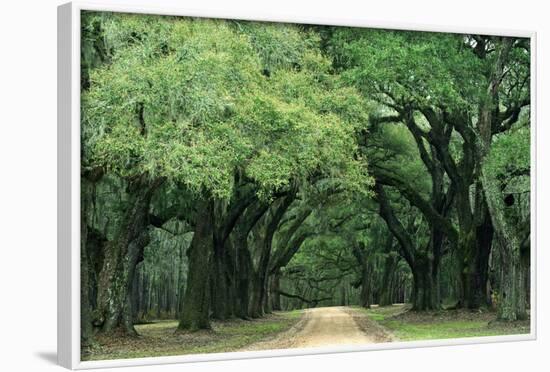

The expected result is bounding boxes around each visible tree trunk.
[225,240,238,319]
[213,238,238,320]
[208,185,257,321]
[475,204,494,306]
[210,241,231,320]
[178,200,214,331]
[495,236,527,321]
[176,241,187,318]
[131,266,140,321]
[359,266,371,308]
[455,229,482,309]
[485,194,527,321]
[270,272,282,311]
[96,178,160,335]
[250,272,265,318]
[231,201,269,319]
[264,282,273,314]
[411,255,439,311]
[477,38,526,321]
[80,180,93,348]
[379,253,398,306]
[250,195,295,318]
[234,234,253,318]
[519,245,529,316]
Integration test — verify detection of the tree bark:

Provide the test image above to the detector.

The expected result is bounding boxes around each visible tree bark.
[176,241,187,317]
[418,108,485,309]
[249,273,265,318]
[80,180,93,348]
[250,194,295,318]
[411,254,438,310]
[375,183,441,310]
[96,177,162,335]
[477,38,527,321]
[209,185,257,320]
[351,241,372,308]
[234,232,253,319]
[210,241,232,320]
[178,199,214,331]
[270,271,282,311]
[80,169,105,344]
[475,203,494,306]
[379,253,398,306]
[232,201,269,319]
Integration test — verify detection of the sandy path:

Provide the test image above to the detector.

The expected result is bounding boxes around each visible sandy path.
[243,306,376,351]
[292,306,374,348]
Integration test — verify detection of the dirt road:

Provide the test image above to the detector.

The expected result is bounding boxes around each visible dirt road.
[243,306,389,351]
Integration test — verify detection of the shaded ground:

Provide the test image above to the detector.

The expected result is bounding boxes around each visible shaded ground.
[83,311,302,361]
[362,304,530,341]
[243,306,389,350]
[83,305,530,361]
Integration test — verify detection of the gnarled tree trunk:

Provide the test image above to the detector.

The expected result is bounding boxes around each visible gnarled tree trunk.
[477,38,527,321]
[96,177,161,335]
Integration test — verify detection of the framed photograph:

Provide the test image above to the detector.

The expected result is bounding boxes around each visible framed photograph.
[58,1,536,369]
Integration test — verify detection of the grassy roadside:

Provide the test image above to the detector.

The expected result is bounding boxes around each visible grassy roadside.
[361,305,530,341]
[83,310,303,361]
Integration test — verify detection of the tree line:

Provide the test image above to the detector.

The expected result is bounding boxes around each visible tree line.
[80,12,531,348]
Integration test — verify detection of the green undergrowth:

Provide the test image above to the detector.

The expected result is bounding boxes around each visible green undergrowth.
[362,305,530,341]
[83,310,303,361]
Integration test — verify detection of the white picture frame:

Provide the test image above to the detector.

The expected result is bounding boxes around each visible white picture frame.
[57,1,537,369]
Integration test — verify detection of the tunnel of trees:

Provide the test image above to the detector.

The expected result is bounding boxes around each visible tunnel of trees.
[80,12,531,347]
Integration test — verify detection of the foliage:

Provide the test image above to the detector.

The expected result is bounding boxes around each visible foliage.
[485,125,530,181]
[328,29,484,110]
[82,13,370,201]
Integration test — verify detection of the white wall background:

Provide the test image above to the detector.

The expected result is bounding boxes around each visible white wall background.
[0,0,547,371]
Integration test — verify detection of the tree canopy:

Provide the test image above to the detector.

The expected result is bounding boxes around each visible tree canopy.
[80,12,531,352]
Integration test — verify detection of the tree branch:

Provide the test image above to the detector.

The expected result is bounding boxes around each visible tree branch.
[276,290,331,306]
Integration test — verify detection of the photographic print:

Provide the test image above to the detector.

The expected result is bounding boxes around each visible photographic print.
[78,10,531,362]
